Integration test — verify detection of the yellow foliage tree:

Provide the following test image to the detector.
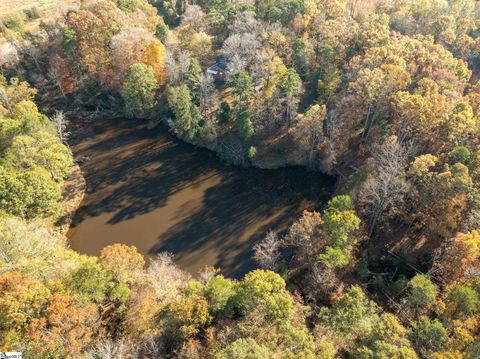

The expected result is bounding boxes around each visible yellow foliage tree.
[433,230,480,284]
[143,39,166,86]
[99,243,145,283]
[262,56,287,98]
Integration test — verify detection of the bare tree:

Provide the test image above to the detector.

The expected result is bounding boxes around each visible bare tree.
[141,337,164,359]
[253,230,281,270]
[181,4,207,32]
[52,110,70,144]
[147,252,190,302]
[229,10,261,37]
[198,266,219,284]
[307,263,340,301]
[284,210,325,266]
[86,339,137,359]
[0,42,19,73]
[358,135,411,234]
[219,141,248,166]
[0,86,11,112]
[463,209,480,232]
[250,48,275,84]
[48,61,65,98]
[165,48,191,85]
[222,33,260,72]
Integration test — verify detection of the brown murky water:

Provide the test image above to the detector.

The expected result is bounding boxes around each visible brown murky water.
[67,118,334,277]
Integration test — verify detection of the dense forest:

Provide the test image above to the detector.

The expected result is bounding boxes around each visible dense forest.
[2,0,480,357]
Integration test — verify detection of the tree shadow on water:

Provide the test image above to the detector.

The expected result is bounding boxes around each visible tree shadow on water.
[70,119,222,226]
[149,165,334,278]
[69,118,335,277]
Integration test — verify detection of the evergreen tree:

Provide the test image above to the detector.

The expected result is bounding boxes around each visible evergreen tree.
[121,63,159,118]
[292,38,309,80]
[170,85,201,140]
[186,58,202,105]
[237,108,254,143]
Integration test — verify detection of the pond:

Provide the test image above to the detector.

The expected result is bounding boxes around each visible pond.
[67,118,335,278]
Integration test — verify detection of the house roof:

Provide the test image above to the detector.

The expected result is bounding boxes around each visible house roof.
[215,57,230,71]
[208,56,231,73]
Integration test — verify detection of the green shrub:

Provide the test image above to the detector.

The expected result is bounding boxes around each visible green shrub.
[450,146,472,164]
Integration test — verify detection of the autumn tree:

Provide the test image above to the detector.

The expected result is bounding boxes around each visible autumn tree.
[283,210,323,265]
[0,271,49,348]
[109,28,156,91]
[164,295,211,343]
[25,292,99,358]
[445,284,480,318]
[293,104,326,168]
[48,55,76,96]
[99,244,145,283]
[0,217,67,280]
[143,39,166,86]
[412,316,447,356]
[0,117,20,154]
[357,313,418,358]
[176,25,212,62]
[203,275,236,319]
[432,230,480,284]
[216,338,270,359]
[65,10,112,81]
[66,260,113,306]
[2,131,73,181]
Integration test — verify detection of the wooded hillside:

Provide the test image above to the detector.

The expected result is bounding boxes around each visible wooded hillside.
[1,0,480,357]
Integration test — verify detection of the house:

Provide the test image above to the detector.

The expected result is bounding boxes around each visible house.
[207,57,232,80]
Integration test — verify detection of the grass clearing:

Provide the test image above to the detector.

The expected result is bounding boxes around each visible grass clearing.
[0,0,78,40]
[0,0,70,17]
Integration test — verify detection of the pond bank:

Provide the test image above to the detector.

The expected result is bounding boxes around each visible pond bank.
[57,162,86,235]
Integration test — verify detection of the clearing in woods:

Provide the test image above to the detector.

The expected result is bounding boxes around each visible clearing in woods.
[0,0,75,17]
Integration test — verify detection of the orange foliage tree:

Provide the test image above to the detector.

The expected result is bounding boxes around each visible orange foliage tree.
[66,10,113,84]
[0,272,50,349]
[432,230,480,284]
[25,292,99,358]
